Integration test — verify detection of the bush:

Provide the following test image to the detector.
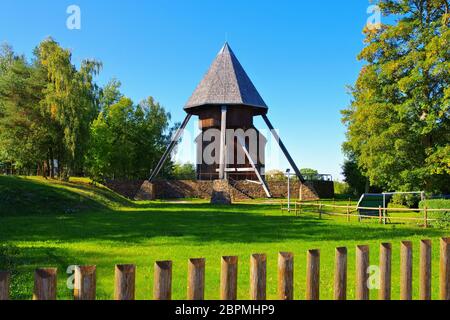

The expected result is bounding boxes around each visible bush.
[419,199,450,227]
[391,193,421,208]
[334,181,351,195]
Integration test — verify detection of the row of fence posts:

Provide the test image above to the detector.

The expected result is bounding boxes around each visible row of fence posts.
[296,201,431,228]
[0,238,449,301]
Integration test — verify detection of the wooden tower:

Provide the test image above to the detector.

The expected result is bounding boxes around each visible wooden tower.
[146,43,307,199]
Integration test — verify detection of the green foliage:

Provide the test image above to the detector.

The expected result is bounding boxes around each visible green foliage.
[0,39,101,177]
[85,90,172,181]
[0,40,174,181]
[334,181,351,195]
[171,163,196,180]
[342,0,450,194]
[300,168,318,178]
[342,156,371,196]
[390,193,421,208]
[420,199,450,210]
[419,199,450,227]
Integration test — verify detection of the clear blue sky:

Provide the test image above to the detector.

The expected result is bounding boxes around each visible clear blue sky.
[0,0,373,180]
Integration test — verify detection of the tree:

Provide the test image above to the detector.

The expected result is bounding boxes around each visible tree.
[0,39,101,178]
[85,87,173,181]
[342,156,370,195]
[171,163,196,180]
[300,168,319,180]
[100,78,123,112]
[0,45,50,175]
[37,38,102,177]
[342,0,450,193]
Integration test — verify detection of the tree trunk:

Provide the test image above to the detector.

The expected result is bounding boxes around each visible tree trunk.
[49,148,54,179]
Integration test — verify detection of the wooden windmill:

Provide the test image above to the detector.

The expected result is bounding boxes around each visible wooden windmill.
[145,43,306,200]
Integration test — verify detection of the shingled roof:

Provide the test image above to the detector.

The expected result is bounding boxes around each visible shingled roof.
[185,43,268,114]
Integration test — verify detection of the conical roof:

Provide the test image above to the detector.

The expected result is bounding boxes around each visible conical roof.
[185,43,268,114]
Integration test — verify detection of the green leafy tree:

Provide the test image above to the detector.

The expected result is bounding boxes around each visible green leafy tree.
[171,163,196,180]
[300,168,319,180]
[37,38,102,177]
[86,89,173,180]
[342,0,450,193]
[0,45,51,174]
[0,39,101,178]
[342,155,371,195]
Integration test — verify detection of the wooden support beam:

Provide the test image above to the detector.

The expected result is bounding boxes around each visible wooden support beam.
[236,135,272,198]
[219,106,227,180]
[149,114,192,182]
[262,114,305,183]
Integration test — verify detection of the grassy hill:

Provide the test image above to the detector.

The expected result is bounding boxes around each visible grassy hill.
[0,176,449,300]
[0,176,131,215]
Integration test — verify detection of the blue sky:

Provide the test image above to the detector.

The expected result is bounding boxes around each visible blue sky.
[0,0,374,180]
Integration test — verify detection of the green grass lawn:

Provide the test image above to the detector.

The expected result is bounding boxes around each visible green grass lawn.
[0,176,448,300]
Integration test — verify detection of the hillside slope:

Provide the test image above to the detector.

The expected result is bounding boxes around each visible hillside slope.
[0,176,131,215]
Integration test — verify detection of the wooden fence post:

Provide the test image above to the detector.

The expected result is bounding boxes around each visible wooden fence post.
[278,252,294,300]
[114,264,136,300]
[400,241,413,300]
[424,207,428,228]
[250,254,266,300]
[420,240,432,300]
[334,247,347,300]
[74,266,96,300]
[319,204,322,219]
[347,206,350,222]
[306,249,320,300]
[378,206,382,224]
[440,237,450,300]
[379,243,392,300]
[33,268,57,300]
[154,261,172,300]
[0,271,10,300]
[220,256,238,300]
[187,258,205,300]
[356,245,369,300]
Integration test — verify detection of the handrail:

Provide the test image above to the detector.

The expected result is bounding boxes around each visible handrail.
[296,201,449,212]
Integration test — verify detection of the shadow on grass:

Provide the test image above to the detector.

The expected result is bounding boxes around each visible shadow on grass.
[1,201,445,245]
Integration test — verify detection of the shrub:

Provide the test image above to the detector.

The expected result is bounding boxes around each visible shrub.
[419,199,450,227]
[391,193,421,208]
[334,181,351,195]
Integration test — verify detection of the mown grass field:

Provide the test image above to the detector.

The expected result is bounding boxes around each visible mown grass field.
[0,176,448,300]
